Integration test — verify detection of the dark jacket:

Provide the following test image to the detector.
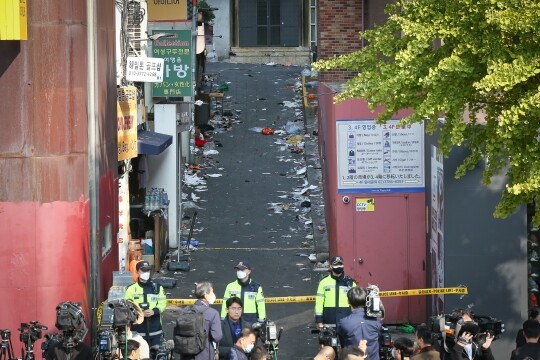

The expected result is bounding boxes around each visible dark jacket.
[448,343,494,360]
[218,317,251,359]
[46,342,93,360]
[315,274,356,325]
[510,342,540,360]
[411,346,440,360]
[515,329,539,348]
[337,308,381,360]
[182,300,223,360]
[226,345,249,360]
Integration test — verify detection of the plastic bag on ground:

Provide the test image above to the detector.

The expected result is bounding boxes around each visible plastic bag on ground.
[284,121,303,135]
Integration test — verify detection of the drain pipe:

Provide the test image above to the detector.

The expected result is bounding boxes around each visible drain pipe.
[86,0,99,346]
[361,0,365,48]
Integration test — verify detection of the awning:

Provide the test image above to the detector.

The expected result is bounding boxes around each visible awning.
[137,130,173,155]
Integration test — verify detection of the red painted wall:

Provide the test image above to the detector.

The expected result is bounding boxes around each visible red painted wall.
[317,83,427,323]
[0,0,118,348]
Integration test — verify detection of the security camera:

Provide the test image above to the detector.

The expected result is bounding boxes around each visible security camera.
[342,196,350,204]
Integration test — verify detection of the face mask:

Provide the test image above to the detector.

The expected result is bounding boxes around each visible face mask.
[207,293,216,305]
[391,349,398,359]
[139,272,150,281]
[236,270,247,280]
[332,267,344,275]
[244,344,254,353]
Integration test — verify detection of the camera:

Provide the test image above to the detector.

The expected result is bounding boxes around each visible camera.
[378,326,393,360]
[19,321,47,344]
[54,302,88,350]
[428,312,504,349]
[315,326,339,348]
[1,329,11,346]
[365,284,383,318]
[252,320,282,359]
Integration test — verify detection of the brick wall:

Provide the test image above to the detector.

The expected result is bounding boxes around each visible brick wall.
[317,0,364,83]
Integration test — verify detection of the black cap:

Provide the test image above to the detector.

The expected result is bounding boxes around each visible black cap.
[234,261,252,270]
[330,256,344,268]
[136,260,151,272]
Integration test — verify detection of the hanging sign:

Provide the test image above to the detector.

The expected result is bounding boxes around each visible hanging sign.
[117,86,138,160]
[147,0,187,21]
[151,30,192,97]
[0,0,27,40]
[126,57,164,82]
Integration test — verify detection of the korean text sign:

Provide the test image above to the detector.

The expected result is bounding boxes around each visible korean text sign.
[117,87,138,161]
[336,119,425,193]
[151,30,192,97]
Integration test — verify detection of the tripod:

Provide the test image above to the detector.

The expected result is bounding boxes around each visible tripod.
[0,330,15,360]
[18,321,48,360]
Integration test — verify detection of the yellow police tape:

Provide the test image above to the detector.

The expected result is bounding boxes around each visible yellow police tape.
[167,287,467,306]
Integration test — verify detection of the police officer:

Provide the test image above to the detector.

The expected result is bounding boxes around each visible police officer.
[124,261,167,348]
[315,256,357,329]
[221,261,266,324]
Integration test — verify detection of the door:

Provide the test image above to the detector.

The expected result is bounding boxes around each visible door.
[238,0,299,47]
[353,195,410,323]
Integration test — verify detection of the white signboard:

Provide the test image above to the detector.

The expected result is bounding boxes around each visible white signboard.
[126,57,164,82]
[337,119,425,193]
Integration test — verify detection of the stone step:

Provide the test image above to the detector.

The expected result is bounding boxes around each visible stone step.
[229,47,311,66]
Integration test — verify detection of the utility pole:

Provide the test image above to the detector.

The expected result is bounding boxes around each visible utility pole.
[86,0,99,346]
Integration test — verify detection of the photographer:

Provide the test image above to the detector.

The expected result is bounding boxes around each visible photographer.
[337,287,381,360]
[392,337,414,360]
[448,322,494,360]
[45,302,92,360]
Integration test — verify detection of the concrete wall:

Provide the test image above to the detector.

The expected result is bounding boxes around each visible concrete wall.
[206,0,231,60]
[443,145,527,358]
[0,0,118,344]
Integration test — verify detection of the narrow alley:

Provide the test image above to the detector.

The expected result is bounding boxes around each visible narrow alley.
[160,61,324,359]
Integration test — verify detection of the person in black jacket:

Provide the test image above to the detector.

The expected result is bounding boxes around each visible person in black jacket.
[219,297,251,359]
[511,319,540,360]
[515,308,540,348]
[227,328,256,360]
[448,322,494,360]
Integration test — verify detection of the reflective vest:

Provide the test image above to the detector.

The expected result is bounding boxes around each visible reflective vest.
[314,274,357,325]
[220,278,266,324]
[124,280,167,338]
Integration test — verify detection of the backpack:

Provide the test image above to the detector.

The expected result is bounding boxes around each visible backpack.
[173,305,209,355]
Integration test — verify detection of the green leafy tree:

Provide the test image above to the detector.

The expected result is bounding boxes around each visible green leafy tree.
[197,0,215,23]
[313,0,540,222]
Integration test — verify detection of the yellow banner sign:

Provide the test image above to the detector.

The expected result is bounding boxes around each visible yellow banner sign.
[147,0,187,21]
[0,0,27,40]
[167,287,468,306]
[117,87,138,161]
